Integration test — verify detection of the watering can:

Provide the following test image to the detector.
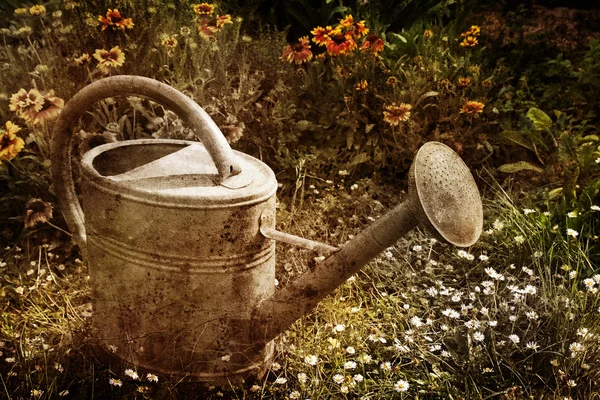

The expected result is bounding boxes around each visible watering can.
[51,76,483,384]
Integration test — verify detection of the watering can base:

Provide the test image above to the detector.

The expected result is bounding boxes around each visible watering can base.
[91,338,275,385]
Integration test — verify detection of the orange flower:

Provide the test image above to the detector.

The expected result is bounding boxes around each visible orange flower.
[98,9,134,31]
[355,80,368,91]
[33,90,64,125]
[94,46,125,73]
[383,103,412,126]
[461,25,481,37]
[192,3,215,16]
[197,14,232,38]
[460,100,485,115]
[424,29,433,39]
[161,36,178,49]
[386,76,398,86]
[10,89,44,121]
[482,79,492,88]
[311,26,333,46]
[281,36,313,65]
[326,28,356,56]
[74,53,91,66]
[215,14,232,28]
[458,77,471,87]
[460,36,478,47]
[361,34,384,55]
[24,198,53,228]
[0,121,24,162]
[339,15,368,38]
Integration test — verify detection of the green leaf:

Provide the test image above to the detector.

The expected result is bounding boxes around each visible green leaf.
[527,108,553,131]
[498,161,543,174]
[388,33,407,43]
[347,152,370,167]
[548,187,563,200]
[500,130,534,151]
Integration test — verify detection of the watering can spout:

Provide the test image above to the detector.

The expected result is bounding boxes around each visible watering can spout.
[252,142,483,343]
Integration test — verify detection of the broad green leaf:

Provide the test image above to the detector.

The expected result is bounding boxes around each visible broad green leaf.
[498,161,543,174]
[527,108,553,131]
[500,130,534,151]
[548,187,563,200]
[388,32,407,43]
[579,134,599,142]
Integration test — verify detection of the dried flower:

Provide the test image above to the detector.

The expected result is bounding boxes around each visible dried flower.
[361,34,384,54]
[74,53,91,66]
[24,198,53,228]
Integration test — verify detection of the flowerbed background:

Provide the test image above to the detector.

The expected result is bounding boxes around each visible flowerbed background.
[1,0,600,398]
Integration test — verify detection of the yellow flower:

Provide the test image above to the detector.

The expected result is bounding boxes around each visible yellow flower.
[74,53,91,66]
[460,100,485,115]
[9,88,44,122]
[0,121,25,162]
[98,9,134,31]
[458,77,471,87]
[461,25,481,37]
[192,3,215,16]
[460,36,478,48]
[29,5,46,16]
[383,103,412,126]
[281,36,313,65]
[355,80,368,91]
[161,36,178,49]
[386,76,398,86]
[14,8,29,16]
[423,29,433,39]
[94,46,125,73]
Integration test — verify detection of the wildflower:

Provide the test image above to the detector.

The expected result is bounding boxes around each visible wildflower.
[567,210,578,218]
[522,285,537,295]
[526,341,539,350]
[460,36,478,47]
[274,377,287,385]
[473,331,485,341]
[180,26,192,36]
[383,103,412,125]
[74,53,91,66]
[326,27,357,56]
[15,286,24,295]
[0,121,25,162]
[198,15,232,38]
[9,88,43,120]
[576,327,589,337]
[353,374,364,382]
[333,324,346,333]
[98,9,134,31]
[569,270,577,279]
[462,25,481,37]
[221,354,231,362]
[250,385,261,392]
[482,79,492,87]
[94,46,126,74]
[591,205,600,211]
[514,235,525,244]
[442,308,460,319]
[109,378,123,387]
[24,198,53,228]
[479,254,489,261]
[584,278,596,291]
[460,100,485,115]
[339,15,368,38]
[458,77,471,87]
[485,267,505,281]
[340,385,350,394]
[161,36,178,49]
[31,389,44,397]
[394,379,409,392]
[361,34,385,54]
[412,245,423,252]
[380,361,391,371]
[508,334,520,344]
[311,26,333,45]
[193,3,215,16]
[355,80,368,91]
[289,391,300,399]
[346,346,355,355]
[533,250,542,258]
[410,316,423,328]
[344,361,357,370]
[569,342,584,355]
[424,29,433,39]
[15,8,28,15]
[29,5,46,16]
[333,374,345,384]
[509,315,517,322]
[125,369,139,380]
[304,355,318,365]
[492,219,504,230]
[297,372,308,384]
[566,228,578,238]
[359,354,372,363]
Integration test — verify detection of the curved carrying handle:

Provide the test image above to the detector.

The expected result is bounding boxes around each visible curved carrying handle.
[50,75,242,249]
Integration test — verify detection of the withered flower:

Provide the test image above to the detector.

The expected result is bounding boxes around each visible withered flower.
[24,198,53,228]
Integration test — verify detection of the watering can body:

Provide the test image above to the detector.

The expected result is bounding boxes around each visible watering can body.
[51,76,483,384]
[80,139,277,381]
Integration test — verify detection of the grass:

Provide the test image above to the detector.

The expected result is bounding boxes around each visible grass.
[1,178,599,399]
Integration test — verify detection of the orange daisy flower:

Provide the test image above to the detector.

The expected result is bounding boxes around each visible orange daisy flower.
[460,100,485,115]
[0,121,24,162]
[355,80,368,91]
[281,36,313,65]
[9,89,44,121]
[361,34,385,55]
[24,198,53,228]
[461,25,481,37]
[460,36,478,47]
[94,46,125,73]
[383,103,412,126]
[311,26,333,46]
[339,15,368,38]
[161,36,178,49]
[386,76,398,86]
[33,90,64,125]
[326,28,356,56]
[215,14,232,28]
[98,9,134,31]
[197,14,232,38]
[192,3,215,16]
[423,29,433,39]
[458,77,471,87]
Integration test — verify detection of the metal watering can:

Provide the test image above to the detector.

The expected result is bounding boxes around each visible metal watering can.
[51,76,483,384]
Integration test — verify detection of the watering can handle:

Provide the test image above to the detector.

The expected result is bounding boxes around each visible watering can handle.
[50,75,242,249]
